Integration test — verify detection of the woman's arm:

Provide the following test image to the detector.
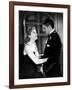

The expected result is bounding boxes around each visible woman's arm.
[24,45,47,64]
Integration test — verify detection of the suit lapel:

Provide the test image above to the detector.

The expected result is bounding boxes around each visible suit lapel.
[46,30,56,44]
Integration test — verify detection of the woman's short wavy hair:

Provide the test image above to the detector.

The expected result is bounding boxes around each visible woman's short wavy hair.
[24,24,36,44]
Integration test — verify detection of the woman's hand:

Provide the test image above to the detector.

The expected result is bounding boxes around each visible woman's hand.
[39,54,44,56]
[39,58,48,64]
[39,54,44,59]
[43,58,48,62]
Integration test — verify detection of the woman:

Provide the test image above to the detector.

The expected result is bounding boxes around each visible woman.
[21,25,47,79]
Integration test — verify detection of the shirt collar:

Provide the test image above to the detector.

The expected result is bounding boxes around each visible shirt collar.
[49,28,55,34]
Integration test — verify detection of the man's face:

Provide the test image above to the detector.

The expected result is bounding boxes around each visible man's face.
[42,25,50,34]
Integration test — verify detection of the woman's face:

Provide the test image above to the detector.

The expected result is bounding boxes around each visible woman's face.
[29,27,38,41]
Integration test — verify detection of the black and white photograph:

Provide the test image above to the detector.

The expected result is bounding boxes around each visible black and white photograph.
[19,11,63,79]
[9,1,70,88]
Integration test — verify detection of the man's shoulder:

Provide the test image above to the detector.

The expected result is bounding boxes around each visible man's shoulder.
[52,31,60,39]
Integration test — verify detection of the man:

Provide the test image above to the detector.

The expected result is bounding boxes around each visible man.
[42,18,62,77]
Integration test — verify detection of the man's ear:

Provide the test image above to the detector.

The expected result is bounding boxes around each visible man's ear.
[49,25,52,30]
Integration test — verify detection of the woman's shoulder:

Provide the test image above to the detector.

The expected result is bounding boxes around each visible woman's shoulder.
[24,42,32,50]
[25,42,30,46]
[23,43,30,55]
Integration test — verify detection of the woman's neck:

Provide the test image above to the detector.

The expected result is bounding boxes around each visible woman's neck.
[29,39,35,44]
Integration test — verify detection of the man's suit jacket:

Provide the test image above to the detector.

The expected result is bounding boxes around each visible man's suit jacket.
[43,30,62,77]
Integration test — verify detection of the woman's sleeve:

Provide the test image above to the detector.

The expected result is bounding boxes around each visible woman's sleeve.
[25,45,46,64]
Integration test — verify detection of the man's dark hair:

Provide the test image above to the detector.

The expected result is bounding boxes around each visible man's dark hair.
[43,18,54,29]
